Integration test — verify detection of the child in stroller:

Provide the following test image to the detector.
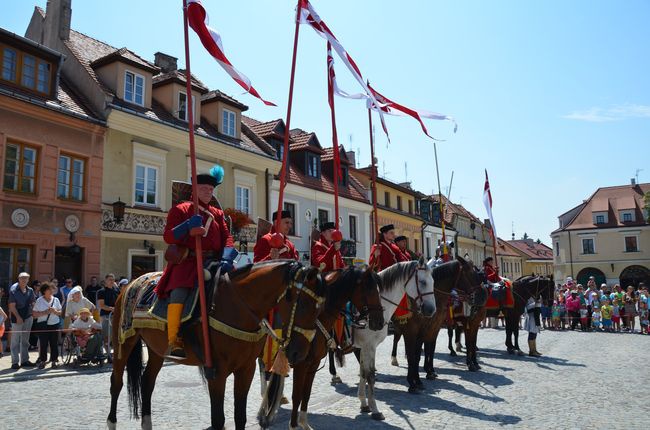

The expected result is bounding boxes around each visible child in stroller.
[69,308,104,364]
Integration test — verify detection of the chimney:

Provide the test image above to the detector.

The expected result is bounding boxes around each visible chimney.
[346,150,356,167]
[45,0,71,42]
[154,52,178,73]
[631,178,636,186]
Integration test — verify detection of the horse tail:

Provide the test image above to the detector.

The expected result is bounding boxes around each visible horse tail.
[126,339,144,419]
[258,373,284,428]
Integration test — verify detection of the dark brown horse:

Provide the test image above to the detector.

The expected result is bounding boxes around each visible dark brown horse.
[390,257,484,392]
[107,260,326,430]
[288,266,385,430]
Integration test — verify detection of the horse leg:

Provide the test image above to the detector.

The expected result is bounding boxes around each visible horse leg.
[447,326,457,356]
[465,323,477,372]
[423,341,437,380]
[290,362,307,429]
[403,333,419,393]
[362,346,384,420]
[505,312,514,353]
[512,314,524,356]
[258,358,267,398]
[455,325,463,352]
[297,362,319,430]
[140,350,164,430]
[233,366,255,430]
[357,348,370,414]
[414,337,424,390]
[391,330,401,366]
[207,371,227,430]
[471,319,481,369]
[328,350,341,383]
[107,336,139,429]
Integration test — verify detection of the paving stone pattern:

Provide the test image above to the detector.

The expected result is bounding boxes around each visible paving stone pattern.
[2,328,649,429]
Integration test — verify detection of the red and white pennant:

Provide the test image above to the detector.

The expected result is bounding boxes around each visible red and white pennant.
[187,0,275,106]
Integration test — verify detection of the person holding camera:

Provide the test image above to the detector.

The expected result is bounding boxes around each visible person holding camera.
[32,282,62,369]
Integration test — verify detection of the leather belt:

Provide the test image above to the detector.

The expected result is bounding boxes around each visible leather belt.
[188,250,218,260]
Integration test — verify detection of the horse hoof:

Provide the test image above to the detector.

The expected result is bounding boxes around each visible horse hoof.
[391,356,399,366]
[331,375,342,385]
[449,350,457,357]
[426,371,437,380]
[517,350,525,356]
[408,386,420,394]
[107,419,117,430]
[141,415,152,430]
[360,406,372,414]
[416,384,425,391]
[507,348,515,355]
[371,412,385,421]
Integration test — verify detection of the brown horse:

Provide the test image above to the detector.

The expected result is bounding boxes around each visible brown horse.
[107,260,326,430]
[390,257,484,392]
[288,266,385,430]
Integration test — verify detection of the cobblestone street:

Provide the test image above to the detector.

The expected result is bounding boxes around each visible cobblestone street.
[2,327,649,429]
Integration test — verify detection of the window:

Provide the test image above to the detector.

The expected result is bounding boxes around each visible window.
[235,185,250,215]
[426,237,431,259]
[21,55,35,88]
[131,255,157,280]
[318,209,329,229]
[408,200,413,214]
[57,154,85,201]
[222,109,236,137]
[349,215,358,241]
[338,166,348,187]
[124,70,144,105]
[2,47,17,81]
[0,245,32,291]
[384,191,391,208]
[582,238,595,254]
[397,195,402,211]
[277,143,284,161]
[625,236,638,252]
[622,212,633,222]
[307,154,320,178]
[284,202,296,236]
[414,238,419,253]
[595,215,605,224]
[178,91,194,122]
[37,62,50,93]
[134,164,158,206]
[3,141,38,194]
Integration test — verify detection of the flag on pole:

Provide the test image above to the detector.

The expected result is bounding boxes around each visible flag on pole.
[483,169,497,240]
[327,42,344,181]
[187,0,275,106]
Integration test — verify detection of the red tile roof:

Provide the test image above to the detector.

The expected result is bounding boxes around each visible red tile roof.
[90,47,159,74]
[242,116,285,139]
[202,89,248,111]
[496,239,521,257]
[321,147,352,164]
[555,183,650,231]
[287,165,369,204]
[153,69,209,94]
[64,29,117,95]
[289,129,324,153]
[507,240,553,260]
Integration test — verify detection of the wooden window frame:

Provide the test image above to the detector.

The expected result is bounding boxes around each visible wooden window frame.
[57,152,87,202]
[124,70,145,106]
[349,214,358,242]
[384,191,390,208]
[0,43,53,95]
[134,162,159,207]
[222,108,236,137]
[0,244,33,290]
[235,185,251,215]
[397,195,402,211]
[2,140,40,195]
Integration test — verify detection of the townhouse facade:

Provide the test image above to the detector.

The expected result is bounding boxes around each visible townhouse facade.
[551,181,650,287]
[0,27,106,288]
[26,1,280,280]
[507,239,553,277]
[496,239,524,280]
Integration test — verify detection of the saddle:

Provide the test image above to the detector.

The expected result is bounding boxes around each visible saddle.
[484,278,514,309]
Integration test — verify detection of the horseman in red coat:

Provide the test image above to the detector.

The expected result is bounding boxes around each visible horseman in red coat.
[369,224,408,270]
[155,165,235,358]
[395,235,416,261]
[483,257,500,283]
[253,210,299,262]
[311,221,344,271]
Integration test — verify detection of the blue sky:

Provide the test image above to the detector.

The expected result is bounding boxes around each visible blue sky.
[3,1,650,243]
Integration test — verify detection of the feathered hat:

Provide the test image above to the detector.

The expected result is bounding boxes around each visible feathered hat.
[196,164,224,187]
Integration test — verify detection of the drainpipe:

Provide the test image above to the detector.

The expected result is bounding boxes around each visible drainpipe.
[420,221,426,258]
[567,230,574,278]
[265,168,270,220]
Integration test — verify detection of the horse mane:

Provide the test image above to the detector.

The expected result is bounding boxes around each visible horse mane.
[431,260,460,283]
[325,266,364,311]
[378,260,418,293]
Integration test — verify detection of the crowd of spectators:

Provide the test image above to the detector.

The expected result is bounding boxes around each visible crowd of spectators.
[0,272,129,370]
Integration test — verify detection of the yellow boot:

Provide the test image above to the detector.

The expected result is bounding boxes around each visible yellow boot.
[166,303,186,359]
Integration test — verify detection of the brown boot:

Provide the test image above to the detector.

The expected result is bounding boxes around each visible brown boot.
[531,340,542,357]
[166,303,186,359]
[528,340,537,357]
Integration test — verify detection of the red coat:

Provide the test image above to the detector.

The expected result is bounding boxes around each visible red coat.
[155,201,233,298]
[311,236,345,272]
[253,228,299,262]
[484,265,500,283]
[369,239,408,271]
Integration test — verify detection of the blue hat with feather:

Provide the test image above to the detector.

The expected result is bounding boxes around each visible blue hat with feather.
[196,164,224,187]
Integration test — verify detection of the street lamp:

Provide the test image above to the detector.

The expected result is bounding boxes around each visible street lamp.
[112,198,126,223]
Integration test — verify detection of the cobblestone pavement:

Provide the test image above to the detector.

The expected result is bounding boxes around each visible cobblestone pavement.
[2,327,649,429]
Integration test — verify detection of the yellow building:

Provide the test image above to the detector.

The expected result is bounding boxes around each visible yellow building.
[552,181,650,287]
[496,240,524,280]
[352,168,424,255]
[27,5,280,279]
[507,240,553,277]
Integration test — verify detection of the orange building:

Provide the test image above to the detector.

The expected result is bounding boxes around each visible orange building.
[0,28,105,288]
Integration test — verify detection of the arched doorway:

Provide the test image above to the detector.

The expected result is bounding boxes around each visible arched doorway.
[576,267,606,286]
[619,265,650,288]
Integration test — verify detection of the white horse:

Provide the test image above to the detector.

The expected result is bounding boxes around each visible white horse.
[353,256,436,420]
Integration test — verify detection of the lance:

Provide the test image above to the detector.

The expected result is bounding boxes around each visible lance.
[433,141,450,261]
[182,0,211,369]
[327,42,341,231]
[368,107,379,248]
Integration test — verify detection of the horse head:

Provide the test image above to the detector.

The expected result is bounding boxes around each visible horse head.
[405,256,436,318]
[352,267,384,331]
[278,265,327,365]
[455,256,487,306]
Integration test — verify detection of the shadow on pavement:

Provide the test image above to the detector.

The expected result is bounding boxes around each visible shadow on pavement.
[434,366,513,388]
[475,348,586,368]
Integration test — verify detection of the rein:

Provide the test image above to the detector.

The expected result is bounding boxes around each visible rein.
[380,266,433,316]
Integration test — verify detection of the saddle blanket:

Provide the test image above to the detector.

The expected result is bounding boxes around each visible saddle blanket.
[393,294,412,322]
[118,272,202,344]
[484,278,514,310]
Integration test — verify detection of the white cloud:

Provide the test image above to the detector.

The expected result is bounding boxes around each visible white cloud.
[563,104,650,122]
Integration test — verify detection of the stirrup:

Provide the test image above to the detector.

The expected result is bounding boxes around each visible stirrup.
[351,319,366,329]
[164,338,186,360]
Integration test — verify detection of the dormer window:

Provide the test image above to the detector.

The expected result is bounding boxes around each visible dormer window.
[596,215,605,224]
[222,109,236,137]
[622,212,634,222]
[307,154,320,178]
[124,70,144,106]
[2,47,17,81]
[177,91,195,122]
[1,46,52,95]
[338,166,348,187]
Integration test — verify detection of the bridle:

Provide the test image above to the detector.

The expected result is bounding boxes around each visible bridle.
[354,272,384,323]
[380,265,434,316]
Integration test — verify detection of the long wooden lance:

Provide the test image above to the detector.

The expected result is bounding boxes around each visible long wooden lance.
[182,0,211,369]
[327,41,341,231]
[433,141,450,261]
[275,1,303,228]
[368,107,379,246]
